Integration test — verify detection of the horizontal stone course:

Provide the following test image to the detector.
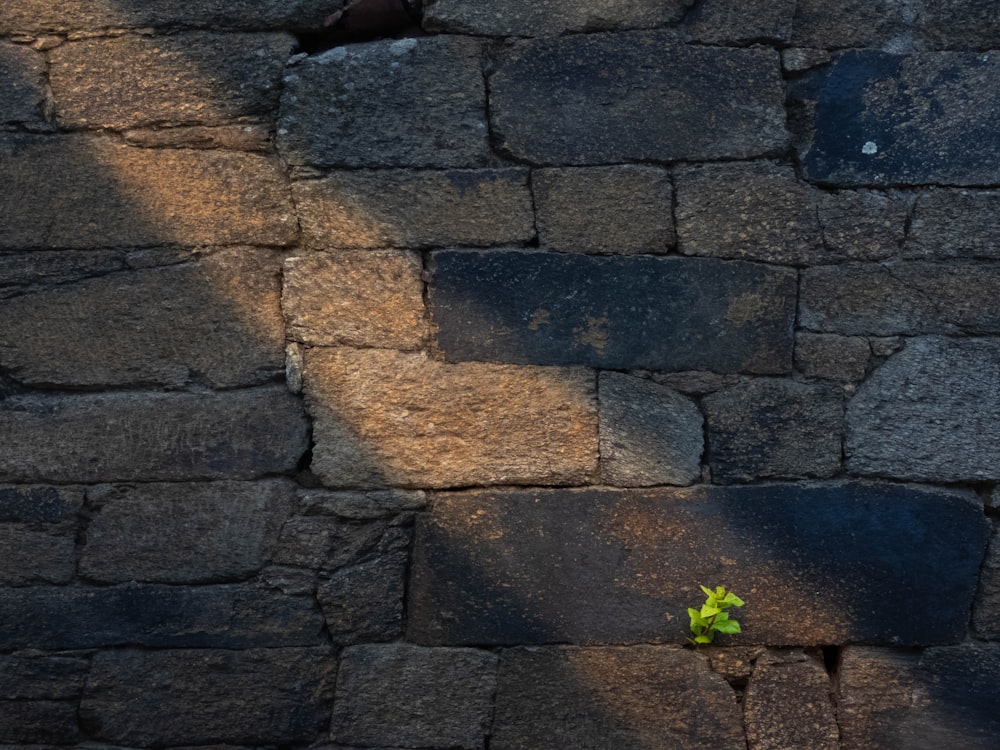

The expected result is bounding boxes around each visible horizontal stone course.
[687,0,794,45]
[0,485,83,522]
[817,189,908,260]
[905,189,1000,259]
[0,524,76,584]
[0,42,45,124]
[0,702,79,744]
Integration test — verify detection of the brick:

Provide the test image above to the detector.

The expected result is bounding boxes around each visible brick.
[794,333,870,381]
[330,644,496,750]
[0,134,296,249]
[283,251,428,348]
[293,169,533,249]
[790,0,915,49]
[429,250,796,373]
[50,33,293,129]
[0,386,309,482]
[0,249,286,388]
[409,483,985,645]
[490,32,787,164]
[278,37,488,168]
[0,42,45,124]
[905,189,1000,259]
[0,485,83,522]
[818,189,908,260]
[80,647,335,746]
[0,524,76,584]
[492,646,744,750]
[304,348,597,489]
[533,166,674,254]
[687,0,794,45]
[973,522,1000,637]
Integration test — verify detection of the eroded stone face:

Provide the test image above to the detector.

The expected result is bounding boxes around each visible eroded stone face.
[0,42,45,125]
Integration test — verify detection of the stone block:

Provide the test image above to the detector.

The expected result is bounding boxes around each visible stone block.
[790,0,915,49]
[0,701,79,744]
[918,0,1000,49]
[847,337,1000,481]
[533,166,674,254]
[492,646,744,750]
[283,251,428,348]
[330,644,497,750]
[0,248,286,388]
[838,644,1000,749]
[297,488,427,520]
[0,134,296,249]
[0,485,83,522]
[797,51,1000,185]
[704,379,843,482]
[818,189,908,260]
[273,515,402,570]
[409,483,986,645]
[490,32,787,164]
[293,169,533,249]
[278,37,488,168]
[79,480,296,583]
[687,0,795,45]
[675,162,824,265]
[304,347,597,489]
[0,42,45,124]
[429,250,796,373]
[905,189,1000,259]
[80,647,335,746]
[50,33,294,129]
[598,372,703,487]
[0,386,309,482]
[0,250,125,295]
[0,656,89,700]
[973,522,1000,637]
[0,524,76,584]
[794,333,870,381]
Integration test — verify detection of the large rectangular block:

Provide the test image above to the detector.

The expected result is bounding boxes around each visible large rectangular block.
[429,251,796,373]
[0,524,76,585]
[904,189,1000,259]
[409,483,987,646]
[0,485,83,522]
[0,42,45,124]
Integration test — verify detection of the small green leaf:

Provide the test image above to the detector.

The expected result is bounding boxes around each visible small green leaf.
[700,585,715,598]
[694,634,714,644]
[700,604,721,618]
[712,619,742,635]
[722,592,745,607]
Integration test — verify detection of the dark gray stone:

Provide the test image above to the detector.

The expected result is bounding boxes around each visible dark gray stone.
[0,42,45,124]
[272,516,395,571]
[847,337,1000,481]
[429,251,796,374]
[330,644,497,750]
[0,701,79,744]
[687,0,794,45]
[0,485,83,522]
[0,524,76,584]
[794,333,870,381]
[409,483,986,646]
[782,47,832,74]
[918,0,1000,49]
[905,189,1000,259]
[818,190,908,260]
[791,0,917,49]
[490,32,787,164]
[0,250,126,295]
[80,647,335,746]
[492,646,744,750]
[0,655,89,700]
[278,37,488,168]
[973,522,1000,637]
[297,488,426,520]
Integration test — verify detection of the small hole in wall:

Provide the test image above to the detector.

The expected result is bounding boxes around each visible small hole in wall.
[822,645,841,677]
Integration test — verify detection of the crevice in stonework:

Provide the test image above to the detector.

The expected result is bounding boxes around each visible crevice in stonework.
[294,0,423,54]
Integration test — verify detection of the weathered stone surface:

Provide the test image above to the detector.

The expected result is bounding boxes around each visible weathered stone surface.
[0,524,76,584]
[598,372,703,487]
[490,32,787,164]
[687,0,794,45]
[50,33,294,128]
[919,0,1000,49]
[839,644,1000,750]
[429,251,796,373]
[293,169,533,249]
[675,162,824,265]
[973,522,1000,637]
[278,37,488,168]
[0,655,89,700]
[304,347,598,489]
[297,488,427,520]
[847,337,1000,481]
[0,485,83,522]
[0,250,125,295]
[0,249,286,387]
[790,0,916,49]
[905,189,1000,259]
[123,123,273,151]
[492,646,744,750]
[533,166,674,254]
[80,647,335,746]
[80,480,295,583]
[818,190,908,260]
[782,47,832,74]
[273,516,398,571]
[0,134,296,249]
[283,251,428,348]
[410,483,985,645]
[0,701,79,744]
[744,650,838,750]
[0,42,45,124]
[795,333,870,381]
[704,379,843,482]
[330,644,496,750]
[652,371,743,396]
[797,51,1000,185]
[801,262,1000,335]
[0,584,324,650]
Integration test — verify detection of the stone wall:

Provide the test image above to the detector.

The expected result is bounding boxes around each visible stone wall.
[2,1,1000,748]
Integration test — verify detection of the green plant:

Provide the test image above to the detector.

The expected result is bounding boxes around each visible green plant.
[687,585,745,645]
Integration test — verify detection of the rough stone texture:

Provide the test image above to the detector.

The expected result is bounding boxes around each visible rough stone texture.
[0,655,89,700]
[0,386,309,482]
[703,379,843,482]
[424,0,690,36]
[0,485,83,522]
[429,251,796,373]
[0,134,296,249]
[0,42,45,124]
[79,480,296,583]
[782,47,832,74]
[794,333,870,381]
[973,522,1000,637]
[919,0,1000,49]
[675,162,824,265]
[0,583,324,650]
[818,190,908,260]
[687,0,794,45]
[790,0,917,49]
[598,372,703,487]
[278,37,488,168]
[297,488,427,519]
[800,262,1000,335]
[50,33,294,128]
[797,51,1000,185]
[838,644,1000,750]
[0,524,76,585]
[0,249,286,387]
[80,647,335,746]
[0,250,126,296]
[304,347,598,489]
[847,337,1000,481]
[490,32,787,164]
[409,483,986,646]
[283,251,428,348]
[744,650,838,750]
[0,702,79,744]
[492,646,744,750]
[123,123,273,151]
[533,166,674,254]
[293,169,533,249]
[331,644,497,750]
[905,189,1000,259]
